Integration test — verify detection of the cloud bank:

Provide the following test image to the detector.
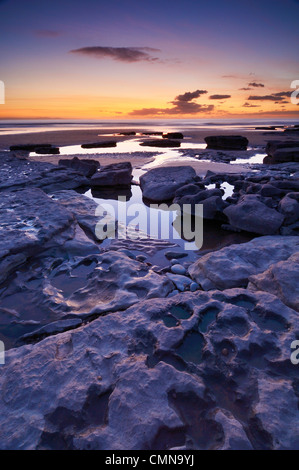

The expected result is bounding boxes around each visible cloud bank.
[248,82,265,88]
[69,46,161,63]
[129,89,214,116]
[248,91,292,101]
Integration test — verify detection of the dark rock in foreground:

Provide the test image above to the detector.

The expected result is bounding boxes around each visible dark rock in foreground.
[223,194,284,235]
[91,162,132,187]
[204,135,248,150]
[0,285,298,449]
[140,139,181,148]
[81,141,117,149]
[59,157,99,177]
[265,140,299,157]
[189,235,299,291]
[140,166,196,201]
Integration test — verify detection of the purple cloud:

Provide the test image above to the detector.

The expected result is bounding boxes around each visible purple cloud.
[174,90,207,102]
[209,94,231,100]
[69,46,161,63]
[248,82,265,88]
[35,30,63,37]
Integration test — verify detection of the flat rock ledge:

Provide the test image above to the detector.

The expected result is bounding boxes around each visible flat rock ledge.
[0,288,298,450]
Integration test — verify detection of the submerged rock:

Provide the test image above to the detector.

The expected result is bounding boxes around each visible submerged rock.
[140,139,181,148]
[81,141,117,149]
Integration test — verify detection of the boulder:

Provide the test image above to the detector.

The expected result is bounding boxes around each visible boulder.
[223,194,284,235]
[140,166,196,202]
[278,193,299,225]
[81,141,117,149]
[265,140,299,157]
[188,235,299,290]
[59,157,99,177]
[91,162,132,187]
[162,132,184,139]
[248,252,299,312]
[9,144,52,152]
[34,147,60,155]
[140,139,181,148]
[272,147,299,163]
[204,135,248,150]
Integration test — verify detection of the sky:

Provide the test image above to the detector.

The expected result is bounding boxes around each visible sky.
[0,0,299,119]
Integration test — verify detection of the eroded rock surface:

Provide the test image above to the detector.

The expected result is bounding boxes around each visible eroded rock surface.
[188,235,299,291]
[0,288,298,450]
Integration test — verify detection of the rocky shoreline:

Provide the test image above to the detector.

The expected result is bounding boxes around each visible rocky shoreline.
[0,130,298,450]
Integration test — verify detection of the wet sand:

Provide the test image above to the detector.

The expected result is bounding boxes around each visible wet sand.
[0,125,296,175]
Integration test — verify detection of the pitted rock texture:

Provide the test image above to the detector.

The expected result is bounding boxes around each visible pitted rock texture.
[188,235,299,291]
[0,288,298,450]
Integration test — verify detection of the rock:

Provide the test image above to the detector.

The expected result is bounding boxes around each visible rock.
[140,139,181,148]
[265,140,299,157]
[0,153,88,192]
[0,253,27,285]
[18,319,83,344]
[190,282,199,292]
[140,166,196,202]
[0,188,74,265]
[141,131,163,136]
[272,148,299,163]
[278,193,299,225]
[35,147,60,155]
[166,273,193,291]
[165,251,188,260]
[0,288,298,449]
[248,252,299,311]
[59,157,99,177]
[118,132,136,136]
[9,144,52,152]
[215,410,253,450]
[223,195,284,235]
[91,162,132,187]
[260,184,282,197]
[188,235,299,290]
[204,135,248,150]
[50,190,101,241]
[170,264,186,275]
[81,141,117,149]
[170,259,180,265]
[201,196,226,220]
[175,183,205,198]
[162,132,184,139]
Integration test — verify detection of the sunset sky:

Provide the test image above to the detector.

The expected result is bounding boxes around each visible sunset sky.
[1,0,299,119]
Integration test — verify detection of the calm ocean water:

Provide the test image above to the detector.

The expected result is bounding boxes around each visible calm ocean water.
[0,118,298,135]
